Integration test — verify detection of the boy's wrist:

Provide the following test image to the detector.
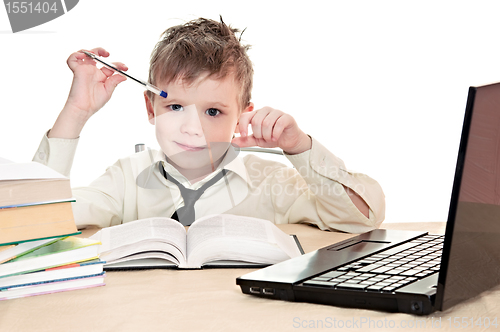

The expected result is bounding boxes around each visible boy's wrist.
[283,133,312,155]
[48,104,90,139]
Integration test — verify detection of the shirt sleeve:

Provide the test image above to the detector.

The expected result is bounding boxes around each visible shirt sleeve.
[32,131,125,229]
[282,135,386,233]
[32,130,79,177]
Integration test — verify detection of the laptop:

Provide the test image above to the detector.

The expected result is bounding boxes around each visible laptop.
[237,82,500,315]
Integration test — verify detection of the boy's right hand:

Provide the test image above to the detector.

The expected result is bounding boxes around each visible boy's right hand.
[66,47,128,118]
[49,47,128,139]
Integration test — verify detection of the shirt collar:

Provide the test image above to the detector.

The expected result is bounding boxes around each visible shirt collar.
[157,145,250,189]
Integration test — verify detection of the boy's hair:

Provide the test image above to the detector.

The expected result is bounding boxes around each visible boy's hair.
[147,17,253,110]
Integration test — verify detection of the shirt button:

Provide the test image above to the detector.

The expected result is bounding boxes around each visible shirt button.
[38,152,46,160]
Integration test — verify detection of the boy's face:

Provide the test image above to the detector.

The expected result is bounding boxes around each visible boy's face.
[145,73,253,173]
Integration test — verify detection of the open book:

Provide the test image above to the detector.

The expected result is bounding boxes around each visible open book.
[89,214,304,269]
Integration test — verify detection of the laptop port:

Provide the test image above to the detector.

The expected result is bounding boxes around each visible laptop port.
[249,287,261,294]
[263,288,275,295]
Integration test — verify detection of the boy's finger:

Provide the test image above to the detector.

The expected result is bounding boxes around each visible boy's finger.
[249,108,272,140]
[73,51,87,60]
[100,62,128,78]
[237,110,257,137]
[100,67,114,77]
[76,48,110,66]
[77,48,106,59]
[271,115,288,142]
[104,74,127,93]
[89,47,109,57]
[231,135,258,148]
[68,51,96,70]
[112,62,128,71]
[261,110,282,142]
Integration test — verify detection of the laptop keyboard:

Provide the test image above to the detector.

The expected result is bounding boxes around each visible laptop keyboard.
[302,234,444,292]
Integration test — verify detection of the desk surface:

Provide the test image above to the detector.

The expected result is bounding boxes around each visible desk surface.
[1,222,499,332]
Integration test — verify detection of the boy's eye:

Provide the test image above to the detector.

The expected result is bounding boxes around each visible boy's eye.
[169,104,183,112]
[205,108,220,117]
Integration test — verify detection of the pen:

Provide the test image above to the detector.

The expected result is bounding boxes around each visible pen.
[82,51,167,98]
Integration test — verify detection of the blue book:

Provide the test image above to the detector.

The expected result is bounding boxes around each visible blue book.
[0,259,105,290]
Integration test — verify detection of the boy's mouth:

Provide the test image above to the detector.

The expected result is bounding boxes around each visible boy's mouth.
[175,142,206,151]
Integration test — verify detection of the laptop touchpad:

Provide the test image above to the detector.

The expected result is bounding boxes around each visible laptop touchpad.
[331,240,391,251]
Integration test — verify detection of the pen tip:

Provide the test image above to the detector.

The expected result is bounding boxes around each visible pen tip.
[160,91,168,98]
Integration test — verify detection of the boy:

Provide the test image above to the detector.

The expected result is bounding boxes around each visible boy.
[33,17,385,233]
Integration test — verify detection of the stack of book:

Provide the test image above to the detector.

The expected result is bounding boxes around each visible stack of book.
[0,160,105,301]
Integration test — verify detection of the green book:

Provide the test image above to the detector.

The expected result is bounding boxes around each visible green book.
[0,237,101,278]
[0,231,82,247]
[0,238,63,264]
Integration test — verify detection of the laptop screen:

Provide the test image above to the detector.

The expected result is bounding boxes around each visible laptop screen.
[437,83,500,310]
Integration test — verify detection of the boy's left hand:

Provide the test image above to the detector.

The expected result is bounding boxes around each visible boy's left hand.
[231,107,312,155]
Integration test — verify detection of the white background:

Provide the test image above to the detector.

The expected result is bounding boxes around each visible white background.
[1,0,500,223]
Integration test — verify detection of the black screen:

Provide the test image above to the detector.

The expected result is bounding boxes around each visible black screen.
[437,83,500,311]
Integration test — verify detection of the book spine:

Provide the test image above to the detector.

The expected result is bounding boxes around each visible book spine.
[45,259,105,271]
[0,198,76,210]
[0,280,105,301]
[0,232,82,247]
[0,272,106,290]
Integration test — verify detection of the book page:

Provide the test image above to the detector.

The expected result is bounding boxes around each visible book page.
[186,214,301,267]
[0,162,67,181]
[187,214,272,256]
[269,223,304,258]
[0,157,14,164]
[89,218,187,263]
[104,257,178,269]
[99,240,184,265]
[106,252,179,266]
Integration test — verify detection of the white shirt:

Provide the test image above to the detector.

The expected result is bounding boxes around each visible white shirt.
[33,133,385,233]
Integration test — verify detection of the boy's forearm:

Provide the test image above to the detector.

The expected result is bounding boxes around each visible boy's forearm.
[48,104,91,139]
[343,185,370,218]
[285,136,385,229]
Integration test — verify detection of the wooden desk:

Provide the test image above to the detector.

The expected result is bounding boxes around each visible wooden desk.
[1,222,499,332]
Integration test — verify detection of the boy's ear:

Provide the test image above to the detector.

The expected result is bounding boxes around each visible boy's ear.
[235,102,254,133]
[144,91,155,125]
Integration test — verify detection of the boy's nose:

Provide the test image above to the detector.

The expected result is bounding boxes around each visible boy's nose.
[180,105,204,137]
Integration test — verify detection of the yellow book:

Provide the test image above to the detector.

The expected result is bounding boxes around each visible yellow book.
[0,201,79,245]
